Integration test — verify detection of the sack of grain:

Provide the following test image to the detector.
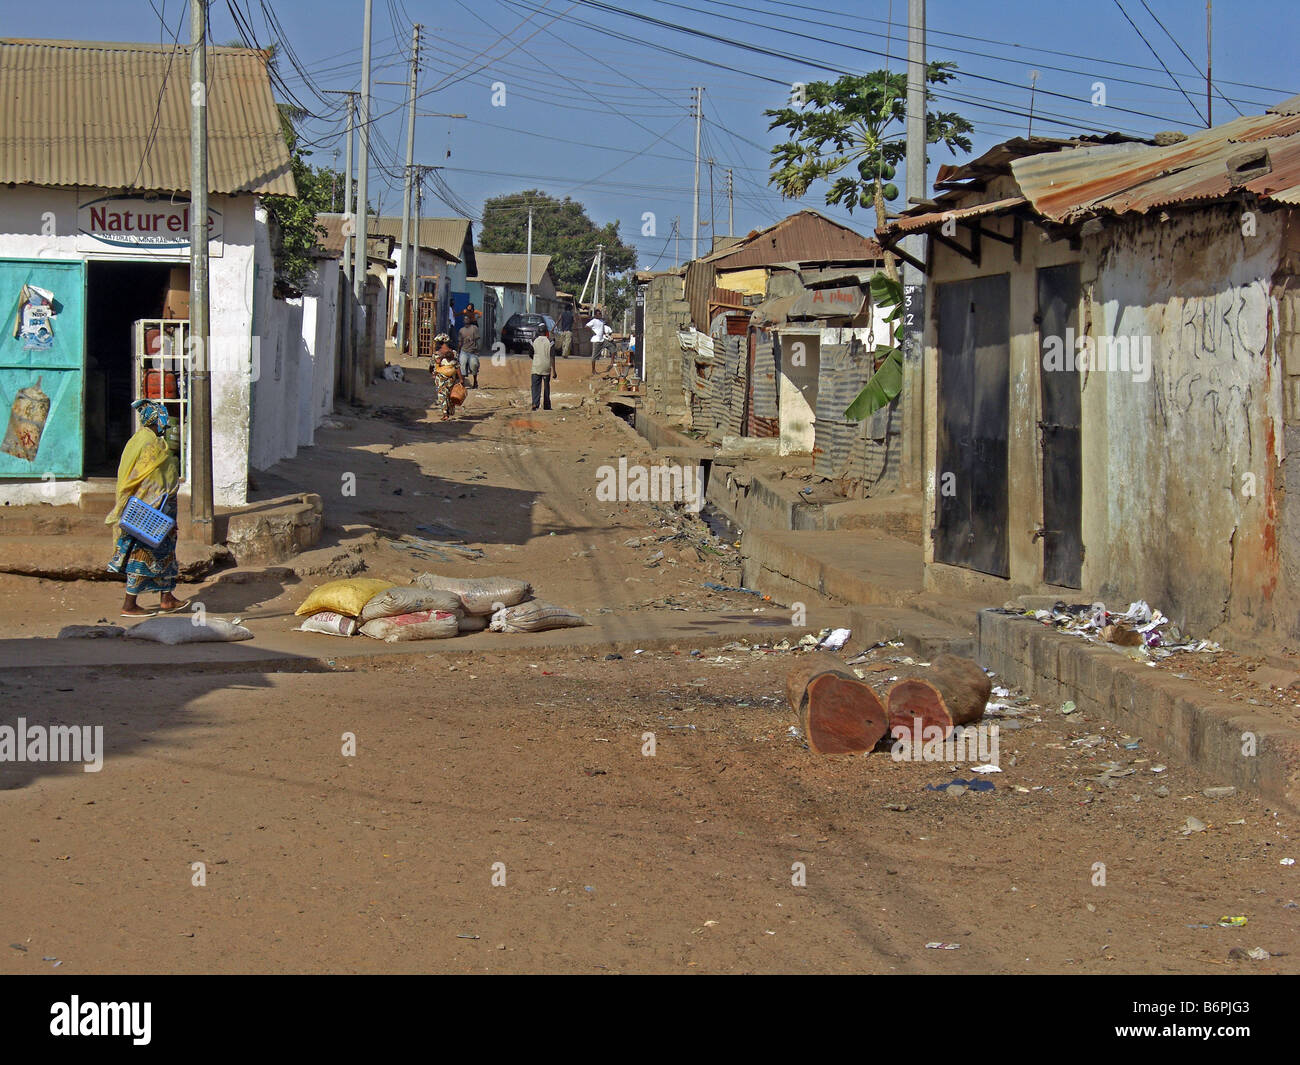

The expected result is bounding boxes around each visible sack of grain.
[413,572,532,615]
[125,616,254,644]
[359,609,460,642]
[359,585,462,621]
[457,613,489,633]
[295,578,395,618]
[489,601,586,633]
[296,610,359,637]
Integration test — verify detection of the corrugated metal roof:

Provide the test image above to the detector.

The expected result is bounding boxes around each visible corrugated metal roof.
[1011,109,1300,222]
[369,216,473,267]
[0,38,294,195]
[699,210,882,269]
[470,251,553,287]
[313,213,393,261]
[885,196,1027,236]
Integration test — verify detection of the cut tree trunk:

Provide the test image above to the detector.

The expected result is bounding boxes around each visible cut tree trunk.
[886,654,992,739]
[785,652,889,755]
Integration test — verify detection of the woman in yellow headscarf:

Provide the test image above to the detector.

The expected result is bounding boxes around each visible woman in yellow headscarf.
[106,400,188,617]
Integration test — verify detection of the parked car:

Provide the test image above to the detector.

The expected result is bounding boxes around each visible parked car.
[500,313,556,354]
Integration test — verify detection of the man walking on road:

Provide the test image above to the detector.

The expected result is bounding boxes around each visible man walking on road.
[530,329,557,411]
[555,304,574,359]
[458,316,481,389]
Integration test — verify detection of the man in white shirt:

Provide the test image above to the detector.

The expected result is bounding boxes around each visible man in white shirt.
[588,314,611,372]
[530,329,557,410]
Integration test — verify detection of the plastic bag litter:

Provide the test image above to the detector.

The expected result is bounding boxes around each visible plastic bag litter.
[457,613,489,633]
[489,601,587,633]
[359,609,460,642]
[359,585,462,622]
[125,616,253,644]
[414,573,532,615]
[818,627,851,651]
[296,611,359,637]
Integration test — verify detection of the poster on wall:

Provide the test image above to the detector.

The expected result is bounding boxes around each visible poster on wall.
[0,260,85,479]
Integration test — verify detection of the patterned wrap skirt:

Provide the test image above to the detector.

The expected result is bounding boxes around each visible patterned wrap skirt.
[108,496,179,595]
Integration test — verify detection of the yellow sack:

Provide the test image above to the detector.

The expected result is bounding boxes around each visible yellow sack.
[295,578,395,618]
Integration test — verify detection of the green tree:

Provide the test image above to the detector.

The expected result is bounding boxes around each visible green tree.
[478,190,638,320]
[261,103,342,289]
[765,64,973,278]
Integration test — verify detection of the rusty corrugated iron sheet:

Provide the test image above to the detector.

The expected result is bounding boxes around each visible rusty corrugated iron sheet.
[749,331,779,433]
[886,196,1027,235]
[1011,108,1300,221]
[814,338,871,480]
[683,259,717,330]
[0,38,294,195]
[701,209,881,270]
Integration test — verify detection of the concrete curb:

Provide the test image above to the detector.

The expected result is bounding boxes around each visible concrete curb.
[0,612,844,680]
[979,608,1300,811]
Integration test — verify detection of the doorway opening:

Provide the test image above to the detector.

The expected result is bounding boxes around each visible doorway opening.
[84,260,175,475]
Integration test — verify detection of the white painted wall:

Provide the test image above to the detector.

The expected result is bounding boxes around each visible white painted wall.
[0,185,257,507]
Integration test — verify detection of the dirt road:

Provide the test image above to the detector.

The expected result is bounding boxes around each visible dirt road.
[1,354,1297,973]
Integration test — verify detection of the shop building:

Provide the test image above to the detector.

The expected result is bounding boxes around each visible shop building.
[0,38,294,507]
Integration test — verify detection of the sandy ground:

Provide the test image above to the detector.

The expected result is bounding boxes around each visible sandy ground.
[1,353,1297,973]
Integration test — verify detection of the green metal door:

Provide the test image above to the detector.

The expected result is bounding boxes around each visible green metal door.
[0,259,86,479]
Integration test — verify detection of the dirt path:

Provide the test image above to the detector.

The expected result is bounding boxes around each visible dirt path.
[1,354,1297,973]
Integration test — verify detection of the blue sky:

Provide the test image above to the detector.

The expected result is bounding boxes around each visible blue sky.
[11,1,1298,268]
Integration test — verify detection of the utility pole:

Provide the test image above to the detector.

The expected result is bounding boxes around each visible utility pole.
[525,205,534,314]
[351,0,373,400]
[1206,1,1213,127]
[673,217,679,269]
[594,244,604,314]
[691,86,703,261]
[396,22,420,354]
[1027,70,1040,137]
[322,89,355,408]
[708,157,715,250]
[188,0,214,544]
[726,169,733,236]
[409,167,421,349]
[901,0,927,493]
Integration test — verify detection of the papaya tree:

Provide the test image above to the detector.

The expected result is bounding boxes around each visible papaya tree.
[765,64,974,281]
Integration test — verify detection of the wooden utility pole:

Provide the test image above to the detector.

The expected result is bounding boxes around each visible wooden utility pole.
[1206,1,1213,127]
[188,0,214,544]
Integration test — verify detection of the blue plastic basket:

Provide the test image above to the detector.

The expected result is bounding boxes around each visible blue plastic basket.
[120,495,176,550]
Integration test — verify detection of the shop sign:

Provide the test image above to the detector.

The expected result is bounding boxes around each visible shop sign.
[77,194,223,257]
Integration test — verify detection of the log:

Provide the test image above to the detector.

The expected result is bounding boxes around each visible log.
[886,654,992,739]
[785,652,889,755]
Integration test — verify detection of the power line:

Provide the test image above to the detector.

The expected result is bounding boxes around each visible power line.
[1137,0,1244,119]
[1111,0,1206,124]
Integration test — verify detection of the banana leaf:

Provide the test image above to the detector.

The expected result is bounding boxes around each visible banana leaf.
[844,346,903,420]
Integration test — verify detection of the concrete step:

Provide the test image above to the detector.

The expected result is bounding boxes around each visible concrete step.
[740,527,923,610]
[0,535,229,580]
[847,604,977,659]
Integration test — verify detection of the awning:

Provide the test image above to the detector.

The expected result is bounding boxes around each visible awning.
[880,196,1027,240]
